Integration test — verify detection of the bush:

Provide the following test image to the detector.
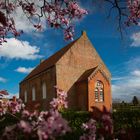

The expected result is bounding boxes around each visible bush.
[113,107,140,139]
[59,110,90,139]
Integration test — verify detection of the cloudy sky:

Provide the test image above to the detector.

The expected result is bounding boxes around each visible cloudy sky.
[0,1,140,102]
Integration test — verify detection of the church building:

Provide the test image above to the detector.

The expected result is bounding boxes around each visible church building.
[19,31,112,112]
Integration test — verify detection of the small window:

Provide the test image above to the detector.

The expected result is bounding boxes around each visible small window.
[94,81,104,102]
[24,90,27,103]
[32,87,36,101]
[100,89,104,102]
[42,82,47,99]
[95,88,98,102]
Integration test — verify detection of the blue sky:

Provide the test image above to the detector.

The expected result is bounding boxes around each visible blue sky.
[1,2,140,102]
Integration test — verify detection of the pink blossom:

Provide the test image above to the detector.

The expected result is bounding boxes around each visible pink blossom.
[18,120,32,133]
[126,0,140,25]
[50,86,68,110]
[7,99,25,114]
[37,110,71,140]
[0,97,24,116]
[0,0,87,43]
[101,113,113,135]
[80,119,96,140]
[0,90,9,95]
[0,87,70,139]
[22,110,30,118]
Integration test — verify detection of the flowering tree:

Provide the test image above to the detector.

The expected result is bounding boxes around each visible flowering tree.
[1,0,140,44]
[0,0,88,44]
[0,87,71,140]
[0,87,116,139]
[80,119,96,140]
[50,86,68,110]
[127,0,140,25]
[95,0,140,35]
[0,90,9,96]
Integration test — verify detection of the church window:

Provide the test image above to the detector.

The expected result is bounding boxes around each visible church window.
[24,90,27,103]
[94,81,104,102]
[95,88,98,102]
[42,82,47,99]
[100,89,104,102]
[32,87,36,101]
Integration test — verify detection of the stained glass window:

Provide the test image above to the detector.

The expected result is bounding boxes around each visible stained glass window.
[94,81,104,102]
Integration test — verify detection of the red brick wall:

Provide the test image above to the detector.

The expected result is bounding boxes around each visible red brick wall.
[19,32,112,112]
[88,71,112,112]
[56,33,111,110]
[20,66,56,111]
[75,81,88,110]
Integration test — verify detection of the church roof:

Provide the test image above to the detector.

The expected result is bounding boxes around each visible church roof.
[21,38,79,83]
[20,31,111,83]
[77,66,110,83]
[77,67,98,82]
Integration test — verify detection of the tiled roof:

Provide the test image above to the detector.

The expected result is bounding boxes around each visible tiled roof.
[77,67,98,82]
[77,66,110,83]
[21,38,79,83]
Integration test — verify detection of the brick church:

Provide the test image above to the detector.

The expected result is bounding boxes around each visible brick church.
[19,31,112,112]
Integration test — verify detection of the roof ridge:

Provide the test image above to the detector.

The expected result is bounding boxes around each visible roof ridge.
[77,66,98,82]
[21,37,80,83]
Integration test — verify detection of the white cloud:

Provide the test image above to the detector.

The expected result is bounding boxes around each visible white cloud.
[131,70,140,77]
[112,77,127,81]
[13,7,35,33]
[112,56,140,102]
[126,57,140,71]
[13,6,46,34]
[6,92,19,99]
[131,32,140,47]
[15,67,34,74]
[112,82,140,102]
[0,38,42,60]
[0,77,7,83]
[112,73,140,102]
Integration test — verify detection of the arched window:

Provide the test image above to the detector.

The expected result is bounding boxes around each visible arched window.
[32,87,36,101]
[24,90,27,103]
[94,81,104,102]
[42,82,47,99]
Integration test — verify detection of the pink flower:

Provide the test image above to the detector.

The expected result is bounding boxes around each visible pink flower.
[101,113,113,135]
[22,110,30,118]
[50,86,68,110]
[19,120,32,133]
[80,119,96,140]
[0,0,88,43]
[126,0,140,25]
[0,90,9,95]
[1,87,70,139]
[37,110,71,140]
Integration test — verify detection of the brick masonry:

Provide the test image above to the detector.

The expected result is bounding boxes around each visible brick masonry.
[19,31,112,112]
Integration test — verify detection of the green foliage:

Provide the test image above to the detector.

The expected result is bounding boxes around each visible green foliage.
[1,107,140,139]
[61,107,140,139]
[113,109,140,129]
[113,107,140,139]
[59,110,90,140]
[61,110,90,130]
